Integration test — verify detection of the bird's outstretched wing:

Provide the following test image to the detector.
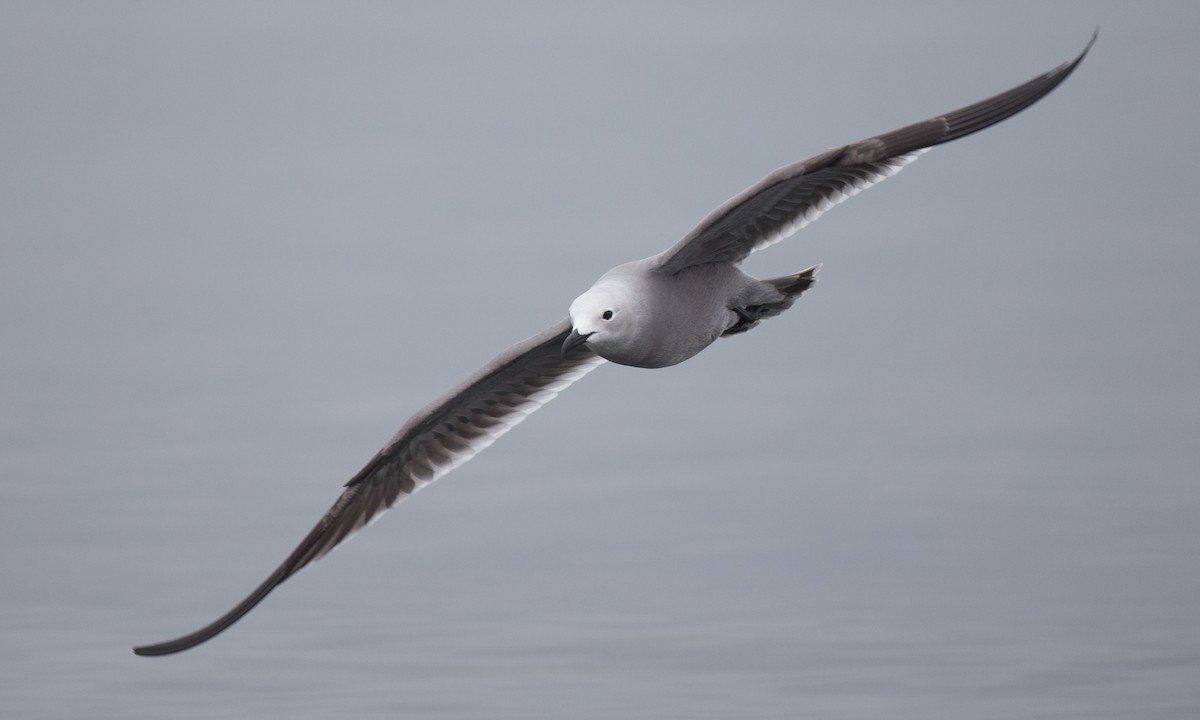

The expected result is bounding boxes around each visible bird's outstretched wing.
[654,31,1097,274]
[133,319,604,656]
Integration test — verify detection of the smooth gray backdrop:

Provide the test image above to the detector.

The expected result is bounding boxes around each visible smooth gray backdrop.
[3,2,1198,718]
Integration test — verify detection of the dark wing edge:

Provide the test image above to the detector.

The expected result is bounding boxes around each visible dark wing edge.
[655,30,1097,274]
[133,319,604,656]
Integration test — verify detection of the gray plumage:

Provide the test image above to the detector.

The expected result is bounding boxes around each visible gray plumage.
[134,31,1095,656]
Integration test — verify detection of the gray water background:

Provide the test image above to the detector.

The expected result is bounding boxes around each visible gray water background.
[3,2,1198,718]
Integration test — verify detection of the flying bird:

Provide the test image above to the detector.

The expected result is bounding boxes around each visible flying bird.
[135,32,1095,656]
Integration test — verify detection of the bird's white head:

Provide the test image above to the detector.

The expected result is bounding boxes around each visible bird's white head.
[563,280,641,361]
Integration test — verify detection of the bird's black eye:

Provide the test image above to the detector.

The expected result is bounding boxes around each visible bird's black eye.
[602,310,613,320]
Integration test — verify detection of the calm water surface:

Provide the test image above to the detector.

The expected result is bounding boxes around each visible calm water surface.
[3,3,1198,718]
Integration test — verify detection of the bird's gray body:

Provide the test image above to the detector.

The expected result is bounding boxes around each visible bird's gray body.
[570,257,799,368]
[134,32,1096,657]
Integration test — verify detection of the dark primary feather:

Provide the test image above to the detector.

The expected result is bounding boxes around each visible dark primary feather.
[133,320,602,656]
[655,30,1097,274]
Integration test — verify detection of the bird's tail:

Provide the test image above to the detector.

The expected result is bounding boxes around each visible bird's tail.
[766,263,821,298]
[723,264,820,336]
